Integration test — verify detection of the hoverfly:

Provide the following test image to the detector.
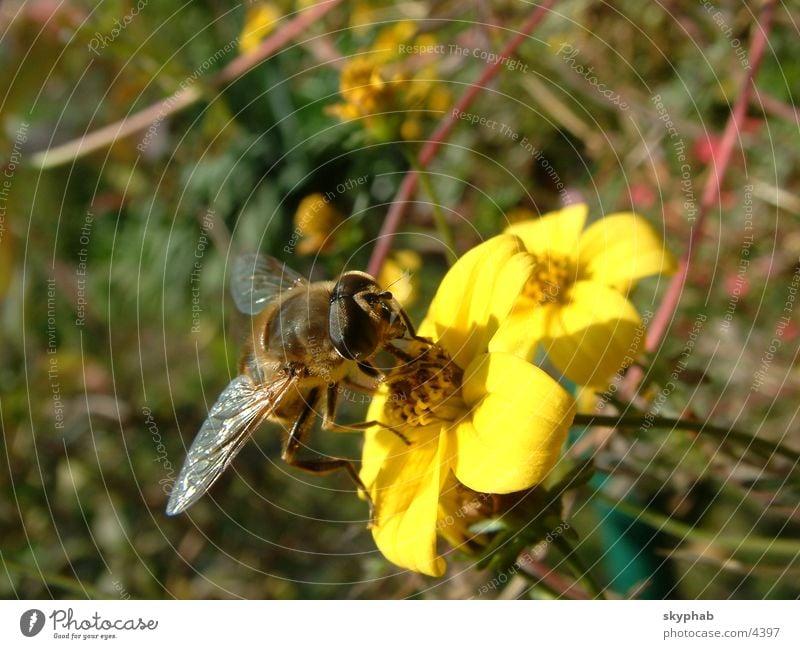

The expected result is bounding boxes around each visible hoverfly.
[166,253,421,517]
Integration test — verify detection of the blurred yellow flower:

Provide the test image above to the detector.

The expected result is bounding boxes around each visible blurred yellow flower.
[361,236,576,576]
[373,20,418,58]
[377,249,422,307]
[493,204,676,388]
[293,193,344,255]
[347,0,394,34]
[426,85,453,113]
[238,4,281,55]
[327,21,451,140]
[326,57,400,123]
[399,117,423,141]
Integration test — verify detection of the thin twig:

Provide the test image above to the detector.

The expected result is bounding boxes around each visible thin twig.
[30,0,342,169]
[596,494,800,559]
[640,0,777,358]
[216,0,341,84]
[572,413,800,465]
[366,0,558,277]
[521,75,606,156]
[753,87,800,124]
[552,534,606,599]
[517,554,593,599]
[2,557,109,599]
[402,147,458,265]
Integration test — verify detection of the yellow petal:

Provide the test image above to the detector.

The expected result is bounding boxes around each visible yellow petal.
[359,387,394,493]
[576,386,603,414]
[427,86,452,113]
[577,212,676,290]
[489,298,555,360]
[452,353,575,493]
[368,423,449,577]
[238,5,280,55]
[543,281,643,388]
[400,118,423,141]
[374,21,418,55]
[435,471,475,549]
[421,235,530,369]
[505,204,588,258]
[377,250,421,307]
[505,207,538,225]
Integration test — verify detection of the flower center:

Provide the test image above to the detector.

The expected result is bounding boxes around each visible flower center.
[523,251,574,305]
[383,341,464,428]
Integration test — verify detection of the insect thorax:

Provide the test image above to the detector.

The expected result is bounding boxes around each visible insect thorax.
[263,287,344,379]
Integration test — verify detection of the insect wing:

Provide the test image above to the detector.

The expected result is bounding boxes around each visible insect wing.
[165,373,295,515]
[230,253,307,315]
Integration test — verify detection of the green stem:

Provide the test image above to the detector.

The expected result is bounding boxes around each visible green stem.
[552,535,606,599]
[2,557,110,599]
[573,413,800,465]
[514,566,563,600]
[595,494,800,560]
[403,147,458,266]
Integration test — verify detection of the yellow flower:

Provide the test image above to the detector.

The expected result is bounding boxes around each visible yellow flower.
[493,204,676,388]
[361,236,576,576]
[347,0,396,34]
[327,21,451,141]
[326,56,400,123]
[377,249,422,307]
[373,20,418,59]
[238,4,281,55]
[293,193,344,255]
[426,85,453,113]
[399,117,423,141]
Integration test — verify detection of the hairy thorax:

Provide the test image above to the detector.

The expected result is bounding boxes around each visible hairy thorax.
[239,284,349,423]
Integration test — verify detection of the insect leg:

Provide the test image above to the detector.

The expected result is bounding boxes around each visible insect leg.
[326,419,411,444]
[283,384,375,523]
[396,305,418,337]
[282,387,321,459]
[396,305,432,346]
[341,374,379,394]
[356,359,385,380]
[383,342,426,364]
[323,383,410,444]
[323,382,340,430]
[285,456,375,525]
[382,343,412,363]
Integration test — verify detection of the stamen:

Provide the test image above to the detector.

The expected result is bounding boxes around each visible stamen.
[383,342,464,428]
[523,252,574,305]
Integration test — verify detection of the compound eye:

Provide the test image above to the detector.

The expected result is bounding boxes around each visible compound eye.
[329,272,388,360]
[329,294,379,361]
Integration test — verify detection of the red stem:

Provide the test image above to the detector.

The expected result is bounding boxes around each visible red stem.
[218,0,342,83]
[518,556,593,600]
[366,0,558,277]
[625,0,776,390]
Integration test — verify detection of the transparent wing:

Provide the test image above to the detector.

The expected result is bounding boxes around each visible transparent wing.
[166,373,296,515]
[230,253,307,315]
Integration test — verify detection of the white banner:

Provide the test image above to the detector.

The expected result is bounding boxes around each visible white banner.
[1,600,798,648]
